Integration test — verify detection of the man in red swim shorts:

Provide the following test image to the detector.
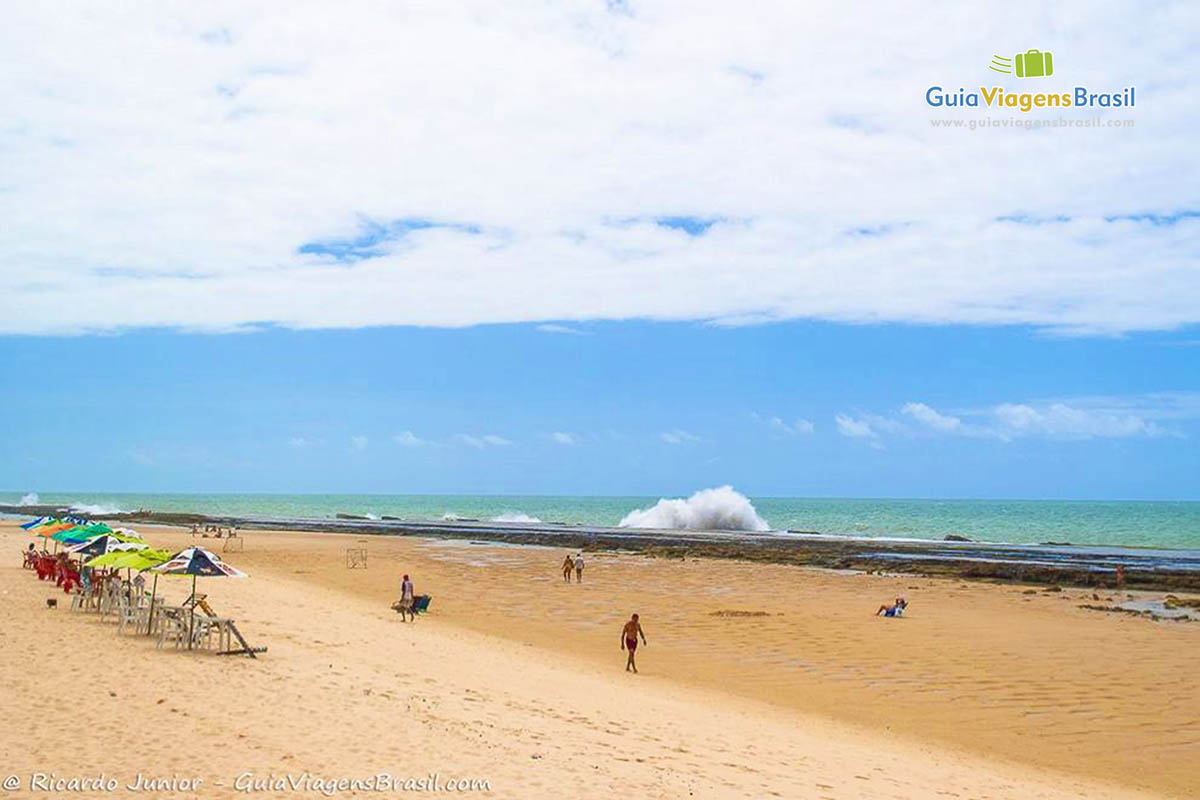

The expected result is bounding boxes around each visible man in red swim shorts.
[621,613,648,673]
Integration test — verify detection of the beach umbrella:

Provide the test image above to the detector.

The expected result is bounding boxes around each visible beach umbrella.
[20,516,48,530]
[151,547,248,649]
[42,523,95,551]
[52,528,99,545]
[66,535,147,558]
[87,548,171,571]
[85,548,172,633]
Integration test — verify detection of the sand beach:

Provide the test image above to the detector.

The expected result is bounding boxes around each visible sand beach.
[2,520,1197,799]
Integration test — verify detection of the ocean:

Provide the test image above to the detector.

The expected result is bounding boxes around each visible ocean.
[6,491,1200,550]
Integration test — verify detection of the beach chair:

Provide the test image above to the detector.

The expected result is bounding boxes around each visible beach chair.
[156,608,188,650]
[116,596,140,635]
[59,567,81,594]
[35,556,55,581]
[196,598,266,658]
[21,549,37,570]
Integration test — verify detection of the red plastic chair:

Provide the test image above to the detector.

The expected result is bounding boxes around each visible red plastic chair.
[60,568,81,593]
[35,556,55,581]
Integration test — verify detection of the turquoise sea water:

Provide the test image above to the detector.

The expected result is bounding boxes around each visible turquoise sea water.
[6,492,1200,550]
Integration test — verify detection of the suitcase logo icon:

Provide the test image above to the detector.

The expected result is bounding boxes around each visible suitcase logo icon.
[989,50,1054,78]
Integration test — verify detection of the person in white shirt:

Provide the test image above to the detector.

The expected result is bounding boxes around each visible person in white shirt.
[574,553,584,583]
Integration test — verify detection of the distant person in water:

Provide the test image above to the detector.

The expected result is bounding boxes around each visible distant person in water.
[397,573,415,622]
[1115,564,1126,590]
[876,597,907,617]
[561,554,574,583]
[621,613,647,673]
[574,552,584,583]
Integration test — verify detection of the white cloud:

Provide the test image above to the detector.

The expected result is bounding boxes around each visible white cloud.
[550,431,579,445]
[990,403,1165,440]
[0,4,1197,336]
[288,437,311,448]
[660,429,701,445]
[754,413,814,436]
[392,431,427,447]
[834,414,883,448]
[455,433,512,449]
[885,395,1193,442]
[901,402,974,434]
[536,324,588,335]
[350,435,368,451]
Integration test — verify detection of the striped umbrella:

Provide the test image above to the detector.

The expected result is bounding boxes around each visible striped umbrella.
[66,534,147,558]
[152,547,248,649]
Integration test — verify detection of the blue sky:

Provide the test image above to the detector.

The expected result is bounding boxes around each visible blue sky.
[2,322,1197,499]
[0,4,1197,500]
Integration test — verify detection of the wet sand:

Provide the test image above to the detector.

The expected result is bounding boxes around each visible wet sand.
[2,521,1196,798]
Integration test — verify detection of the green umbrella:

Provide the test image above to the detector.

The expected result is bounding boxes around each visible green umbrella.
[85,549,173,635]
[52,523,112,544]
[87,548,171,571]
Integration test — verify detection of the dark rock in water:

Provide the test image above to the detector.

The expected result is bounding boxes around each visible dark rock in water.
[336,513,371,520]
[382,516,402,521]
[787,529,820,535]
[1041,541,1072,547]
[943,534,973,542]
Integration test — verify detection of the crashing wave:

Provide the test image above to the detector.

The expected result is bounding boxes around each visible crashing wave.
[618,486,770,532]
[490,512,543,524]
[19,492,39,506]
[68,502,129,516]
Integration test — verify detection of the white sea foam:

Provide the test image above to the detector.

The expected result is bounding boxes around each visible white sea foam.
[69,502,129,515]
[19,492,39,506]
[490,512,543,524]
[618,486,770,532]
[442,513,460,521]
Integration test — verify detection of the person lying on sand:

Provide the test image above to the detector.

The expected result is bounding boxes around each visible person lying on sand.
[621,614,647,673]
[876,597,908,617]
[561,554,574,583]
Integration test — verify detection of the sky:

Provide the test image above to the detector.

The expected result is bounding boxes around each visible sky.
[1,323,1197,499]
[0,2,1197,499]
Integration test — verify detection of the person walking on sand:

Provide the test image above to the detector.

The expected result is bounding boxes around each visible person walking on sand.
[561,554,574,583]
[621,613,647,673]
[574,552,584,583]
[397,573,415,622]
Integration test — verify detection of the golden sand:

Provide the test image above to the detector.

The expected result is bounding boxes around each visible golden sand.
[1,521,1196,799]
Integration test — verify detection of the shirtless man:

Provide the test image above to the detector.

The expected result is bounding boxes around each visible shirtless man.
[621,613,647,673]
[561,554,574,583]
